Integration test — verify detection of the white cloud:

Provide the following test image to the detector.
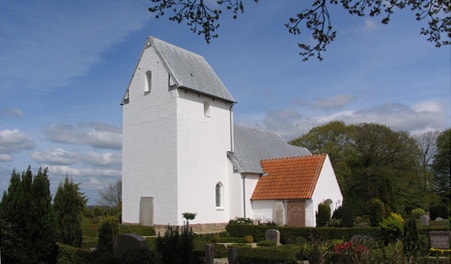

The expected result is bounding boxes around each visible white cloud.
[46,165,121,178]
[45,122,122,150]
[0,129,36,154]
[84,151,122,167]
[0,154,13,162]
[31,148,78,165]
[312,94,354,111]
[363,18,378,32]
[240,100,448,140]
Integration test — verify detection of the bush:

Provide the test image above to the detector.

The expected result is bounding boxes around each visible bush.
[119,224,156,236]
[235,246,298,264]
[379,213,404,245]
[430,202,449,220]
[411,208,426,219]
[257,240,277,247]
[119,248,162,264]
[56,243,86,264]
[96,216,119,254]
[368,198,386,227]
[244,235,254,243]
[316,203,331,227]
[156,225,195,264]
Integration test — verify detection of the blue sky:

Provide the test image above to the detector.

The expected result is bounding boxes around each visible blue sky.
[1,1,449,204]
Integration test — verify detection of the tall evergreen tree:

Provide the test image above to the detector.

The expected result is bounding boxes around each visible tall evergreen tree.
[53,175,87,247]
[0,167,56,264]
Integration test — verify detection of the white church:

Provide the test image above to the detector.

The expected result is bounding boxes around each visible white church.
[121,36,342,231]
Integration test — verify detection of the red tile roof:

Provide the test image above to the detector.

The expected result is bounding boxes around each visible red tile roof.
[251,154,326,200]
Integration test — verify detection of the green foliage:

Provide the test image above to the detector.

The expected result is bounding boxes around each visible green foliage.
[56,243,91,264]
[118,248,162,264]
[54,176,87,247]
[432,129,450,196]
[0,167,57,264]
[182,212,196,221]
[411,208,426,219]
[368,198,387,227]
[244,235,254,243]
[156,225,195,264]
[96,216,119,254]
[332,203,354,227]
[226,222,382,244]
[292,122,430,217]
[429,200,450,220]
[257,240,277,247]
[119,223,156,236]
[402,217,429,260]
[229,217,254,225]
[235,246,298,264]
[316,202,331,227]
[379,213,404,245]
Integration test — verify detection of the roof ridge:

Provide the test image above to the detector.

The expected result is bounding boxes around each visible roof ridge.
[261,153,326,162]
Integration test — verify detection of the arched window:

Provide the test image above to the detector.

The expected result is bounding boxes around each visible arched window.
[215,182,223,208]
[144,70,152,93]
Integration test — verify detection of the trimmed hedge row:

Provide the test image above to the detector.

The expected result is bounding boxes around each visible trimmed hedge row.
[56,243,92,264]
[226,224,382,243]
[235,246,298,264]
[119,224,156,236]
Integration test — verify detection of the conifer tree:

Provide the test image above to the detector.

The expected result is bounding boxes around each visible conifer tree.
[53,175,87,247]
[0,167,57,264]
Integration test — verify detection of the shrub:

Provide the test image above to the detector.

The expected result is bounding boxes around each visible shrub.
[316,203,331,227]
[368,198,386,227]
[411,208,426,219]
[429,202,449,220]
[379,213,404,245]
[119,224,156,236]
[156,225,195,264]
[96,216,119,254]
[235,246,298,264]
[244,235,254,243]
[256,240,277,247]
[119,248,162,264]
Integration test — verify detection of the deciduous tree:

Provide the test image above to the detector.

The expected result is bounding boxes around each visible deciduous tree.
[98,179,122,208]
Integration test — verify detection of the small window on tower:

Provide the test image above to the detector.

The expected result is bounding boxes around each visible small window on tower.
[215,182,223,208]
[204,101,210,117]
[144,71,152,93]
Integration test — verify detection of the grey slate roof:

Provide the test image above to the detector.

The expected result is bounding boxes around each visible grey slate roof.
[228,125,311,174]
[150,36,235,103]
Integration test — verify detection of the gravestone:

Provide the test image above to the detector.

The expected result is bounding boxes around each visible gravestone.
[419,215,429,226]
[113,234,148,262]
[429,231,451,250]
[265,229,280,245]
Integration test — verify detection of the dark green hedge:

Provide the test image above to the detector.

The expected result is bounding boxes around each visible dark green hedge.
[235,246,298,264]
[56,243,92,264]
[119,224,156,236]
[226,224,382,244]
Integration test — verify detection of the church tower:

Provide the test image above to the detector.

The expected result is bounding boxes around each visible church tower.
[121,36,235,226]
